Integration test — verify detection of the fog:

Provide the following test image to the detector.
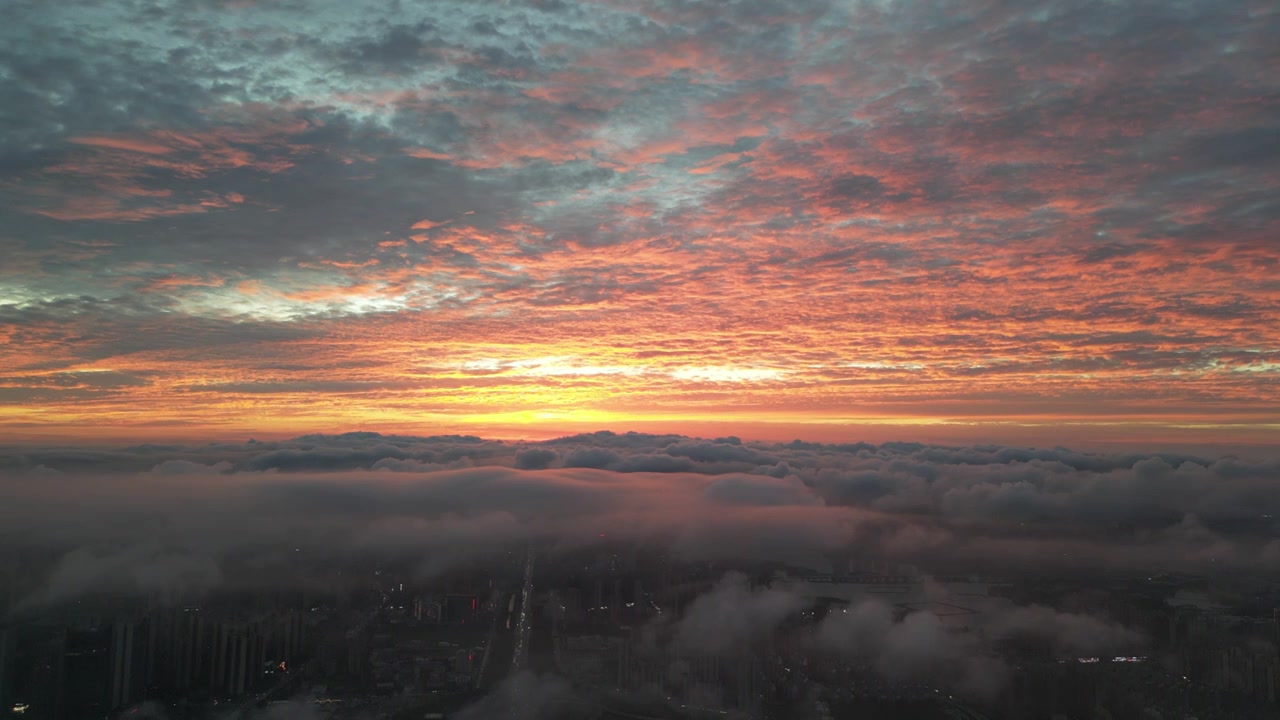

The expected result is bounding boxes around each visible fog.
[2,431,1277,609]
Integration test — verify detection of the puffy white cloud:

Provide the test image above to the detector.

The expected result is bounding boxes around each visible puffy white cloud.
[670,572,805,655]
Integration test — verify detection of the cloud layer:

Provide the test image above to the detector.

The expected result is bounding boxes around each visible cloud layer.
[2,432,1277,608]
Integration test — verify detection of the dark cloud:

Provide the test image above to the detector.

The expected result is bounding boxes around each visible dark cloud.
[828,173,884,199]
[615,453,697,473]
[515,447,558,469]
[561,446,621,468]
[665,440,777,465]
[1182,126,1280,171]
[338,23,441,75]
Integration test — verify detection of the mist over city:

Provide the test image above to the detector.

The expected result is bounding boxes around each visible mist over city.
[1,0,1277,718]
[2,432,1278,718]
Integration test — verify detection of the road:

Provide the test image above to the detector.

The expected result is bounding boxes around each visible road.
[478,548,536,690]
[510,548,535,673]
[478,589,521,689]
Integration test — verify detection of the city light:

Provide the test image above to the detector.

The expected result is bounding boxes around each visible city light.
[1062,656,1149,665]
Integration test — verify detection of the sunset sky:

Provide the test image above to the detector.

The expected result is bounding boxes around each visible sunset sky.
[0,0,1277,445]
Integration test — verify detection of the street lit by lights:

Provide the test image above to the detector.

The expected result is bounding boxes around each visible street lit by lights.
[1061,656,1148,664]
[12,705,30,716]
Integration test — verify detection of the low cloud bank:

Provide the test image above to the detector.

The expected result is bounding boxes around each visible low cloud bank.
[0,431,1277,607]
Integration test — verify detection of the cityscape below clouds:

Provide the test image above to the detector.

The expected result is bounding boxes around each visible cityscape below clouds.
[1,431,1278,718]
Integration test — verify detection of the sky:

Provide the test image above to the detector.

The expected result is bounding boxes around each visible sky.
[0,0,1277,445]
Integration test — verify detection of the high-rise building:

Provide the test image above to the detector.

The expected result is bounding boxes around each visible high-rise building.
[147,607,207,693]
[0,626,13,710]
[208,619,252,698]
[617,630,768,714]
[61,621,111,719]
[109,619,147,710]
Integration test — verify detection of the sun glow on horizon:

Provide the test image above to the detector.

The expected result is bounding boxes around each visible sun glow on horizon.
[0,0,1276,445]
